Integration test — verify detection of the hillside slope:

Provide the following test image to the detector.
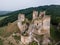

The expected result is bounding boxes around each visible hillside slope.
[0,5,60,27]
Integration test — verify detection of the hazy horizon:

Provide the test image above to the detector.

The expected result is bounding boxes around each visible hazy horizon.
[0,0,60,11]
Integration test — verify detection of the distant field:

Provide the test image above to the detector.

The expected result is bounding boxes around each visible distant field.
[0,16,8,20]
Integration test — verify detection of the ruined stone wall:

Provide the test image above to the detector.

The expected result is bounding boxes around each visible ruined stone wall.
[43,16,50,37]
[17,11,51,45]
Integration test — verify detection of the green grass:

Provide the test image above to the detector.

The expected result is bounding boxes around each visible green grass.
[0,16,8,20]
[13,35,21,41]
[8,41,14,45]
[0,38,3,45]
[50,24,60,41]
[0,26,12,37]
[29,41,38,45]
[0,26,6,36]
[0,26,11,37]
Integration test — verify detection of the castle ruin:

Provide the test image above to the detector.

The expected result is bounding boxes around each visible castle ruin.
[17,11,51,45]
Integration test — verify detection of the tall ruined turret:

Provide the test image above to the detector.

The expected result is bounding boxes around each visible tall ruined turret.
[39,11,50,36]
[18,14,25,22]
[17,14,26,33]
[33,11,38,20]
[39,11,45,18]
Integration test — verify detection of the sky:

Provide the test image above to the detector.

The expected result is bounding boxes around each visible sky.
[0,0,60,11]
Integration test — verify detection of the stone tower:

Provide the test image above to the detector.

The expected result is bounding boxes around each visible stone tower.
[39,11,50,36]
[43,16,50,37]
[39,11,45,18]
[17,14,25,32]
[18,13,25,22]
[33,11,38,19]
